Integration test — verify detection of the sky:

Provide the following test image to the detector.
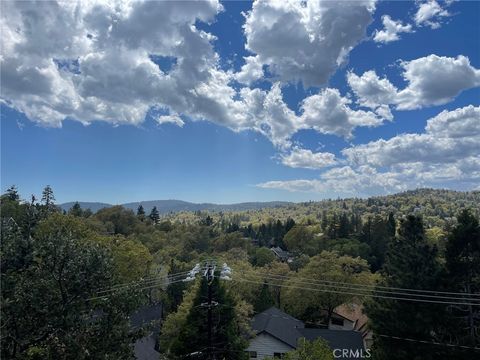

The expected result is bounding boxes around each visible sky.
[1,0,479,204]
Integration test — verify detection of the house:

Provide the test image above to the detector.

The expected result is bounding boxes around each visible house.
[246,307,365,359]
[335,304,373,349]
[270,246,292,262]
[130,304,162,360]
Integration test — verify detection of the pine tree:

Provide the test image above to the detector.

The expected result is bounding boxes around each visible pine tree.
[444,210,480,349]
[136,205,145,221]
[338,212,350,238]
[365,215,443,360]
[321,210,328,231]
[170,276,248,359]
[5,185,19,201]
[41,185,55,207]
[254,282,275,313]
[68,202,83,217]
[387,212,396,237]
[149,206,160,224]
[41,185,57,216]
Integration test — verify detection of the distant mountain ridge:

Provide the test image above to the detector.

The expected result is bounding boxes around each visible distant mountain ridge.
[59,200,291,214]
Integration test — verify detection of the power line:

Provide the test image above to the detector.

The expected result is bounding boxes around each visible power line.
[237,271,480,302]
[376,334,480,351]
[91,270,192,298]
[94,270,191,293]
[248,312,480,352]
[87,278,188,301]
[239,271,480,299]
[228,276,480,307]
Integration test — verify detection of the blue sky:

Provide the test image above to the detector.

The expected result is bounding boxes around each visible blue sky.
[1,0,479,204]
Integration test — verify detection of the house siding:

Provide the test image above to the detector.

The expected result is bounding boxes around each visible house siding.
[246,333,294,359]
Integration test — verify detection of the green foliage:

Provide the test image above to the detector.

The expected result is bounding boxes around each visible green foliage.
[94,205,141,235]
[1,213,142,359]
[284,225,318,256]
[444,210,480,349]
[254,282,275,312]
[283,251,374,324]
[365,215,444,360]
[283,338,334,360]
[251,247,275,267]
[149,206,160,224]
[68,202,84,217]
[165,277,248,359]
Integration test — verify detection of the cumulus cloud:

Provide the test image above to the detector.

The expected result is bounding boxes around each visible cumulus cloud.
[0,0,225,127]
[373,15,413,43]
[280,147,336,169]
[299,88,388,139]
[235,56,264,85]
[1,0,389,149]
[344,106,480,166]
[342,105,480,181]
[258,105,480,195]
[414,0,450,29]
[257,165,405,196]
[156,113,185,127]
[243,0,376,87]
[348,55,480,110]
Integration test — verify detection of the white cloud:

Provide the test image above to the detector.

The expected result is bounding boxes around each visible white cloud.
[243,0,376,87]
[373,15,413,43]
[343,105,480,175]
[235,56,264,85]
[0,0,386,149]
[156,114,185,127]
[0,0,225,127]
[300,88,388,139]
[257,165,405,196]
[347,70,397,109]
[280,147,336,169]
[348,55,480,110]
[414,0,450,29]
[258,105,480,195]
[396,55,480,109]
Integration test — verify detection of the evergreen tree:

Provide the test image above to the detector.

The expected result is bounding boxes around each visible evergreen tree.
[68,202,83,217]
[136,204,145,221]
[149,206,160,224]
[165,259,188,315]
[5,185,20,201]
[254,282,275,313]
[338,212,350,238]
[41,185,55,207]
[169,276,248,359]
[285,217,296,233]
[365,215,444,360]
[321,210,328,231]
[444,210,480,349]
[387,212,396,237]
[40,185,58,216]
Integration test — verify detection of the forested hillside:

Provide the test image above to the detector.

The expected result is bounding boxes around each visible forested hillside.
[2,185,479,359]
[167,188,480,228]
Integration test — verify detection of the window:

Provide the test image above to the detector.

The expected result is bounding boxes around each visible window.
[274,353,285,358]
[331,317,344,326]
[248,351,257,358]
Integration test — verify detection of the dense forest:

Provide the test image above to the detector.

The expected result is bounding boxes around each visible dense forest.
[1,185,479,359]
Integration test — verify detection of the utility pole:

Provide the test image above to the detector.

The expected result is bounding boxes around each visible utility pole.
[188,260,231,360]
[206,261,215,360]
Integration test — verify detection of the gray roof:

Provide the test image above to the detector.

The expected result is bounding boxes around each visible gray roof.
[298,328,364,358]
[130,304,162,360]
[270,246,291,259]
[252,307,304,348]
[252,307,364,357]
[130,304,162,329]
